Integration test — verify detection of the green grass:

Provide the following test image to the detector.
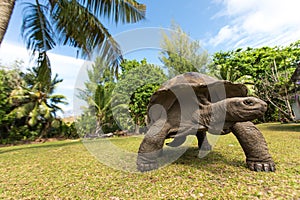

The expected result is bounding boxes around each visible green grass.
[0,123,299,199]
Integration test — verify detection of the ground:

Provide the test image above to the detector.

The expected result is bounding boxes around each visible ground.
[0,123,299,199]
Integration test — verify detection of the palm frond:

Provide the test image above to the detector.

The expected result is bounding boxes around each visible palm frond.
[49,94,68,104]
[51,74,63,85]
[11,102,36,119]
[49,104,64,114]
[52,0,123,70]
[21,1,55,53]
[78,0,146,24]
[40,101,52,119]
[49,73,63,93]
[87,97,100,111]
[9,86,37,106]
[36,51,52,90]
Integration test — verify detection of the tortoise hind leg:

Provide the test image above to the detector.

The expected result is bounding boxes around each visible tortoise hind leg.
[196,131,212,158]
[196,131,212,151]
[231,121,275,172]
[137,119,171,172]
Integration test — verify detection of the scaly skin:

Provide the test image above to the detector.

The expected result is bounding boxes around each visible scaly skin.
[137,119,171,172]
[231,121,275,172]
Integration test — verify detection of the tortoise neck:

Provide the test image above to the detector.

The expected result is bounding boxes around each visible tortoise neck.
[194,100,227,127]
[209,100,227,123]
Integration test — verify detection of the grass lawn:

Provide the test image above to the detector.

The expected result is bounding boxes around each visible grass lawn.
[0,123,299,199]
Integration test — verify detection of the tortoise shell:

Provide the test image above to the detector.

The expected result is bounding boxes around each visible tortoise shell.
[147,72,248,125]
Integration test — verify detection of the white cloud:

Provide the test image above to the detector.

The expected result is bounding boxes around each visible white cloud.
[210,0,300,49]
[209,25,239,46]
[0,43,30,66]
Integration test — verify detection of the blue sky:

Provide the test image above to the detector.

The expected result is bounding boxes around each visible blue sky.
[1,0,300,115]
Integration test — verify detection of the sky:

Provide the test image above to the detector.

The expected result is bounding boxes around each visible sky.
[1,0,300,116]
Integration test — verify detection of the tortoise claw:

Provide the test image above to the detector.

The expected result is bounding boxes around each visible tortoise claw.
[263,163,270,172]
[247,162,276,172]
[255,163,263,171]
[269,164,276,172]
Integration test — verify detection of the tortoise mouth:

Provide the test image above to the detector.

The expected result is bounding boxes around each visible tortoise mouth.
[244,106,266,112]
[242,107,266,116]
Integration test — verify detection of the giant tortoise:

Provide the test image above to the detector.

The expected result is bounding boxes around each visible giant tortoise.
[137,72,275,172]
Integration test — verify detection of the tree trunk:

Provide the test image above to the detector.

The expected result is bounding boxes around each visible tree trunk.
[284,97,295,121]
[39,121,50,139]
[133,116,140,134]
[0,0,16,45]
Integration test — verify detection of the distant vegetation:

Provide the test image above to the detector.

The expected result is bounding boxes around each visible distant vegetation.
[0,62,77,144]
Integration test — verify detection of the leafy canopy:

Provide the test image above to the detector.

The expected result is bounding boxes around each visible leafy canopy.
[160,21,208,77]
[112,59,167,132]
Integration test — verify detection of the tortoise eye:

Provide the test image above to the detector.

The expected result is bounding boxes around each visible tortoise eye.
[244,99,254,106]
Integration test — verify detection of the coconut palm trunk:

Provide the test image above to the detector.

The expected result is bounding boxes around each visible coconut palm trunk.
[0,0,16,45]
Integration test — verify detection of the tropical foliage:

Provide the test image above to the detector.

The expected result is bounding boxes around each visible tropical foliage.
[78,58,167,134]
[0,62,71,143]
[0,63,23,141]
[77,58,117,137]
[209,41,300,121]
[113,59,167,133]
[2,13,300,141]
[9,66,68,135]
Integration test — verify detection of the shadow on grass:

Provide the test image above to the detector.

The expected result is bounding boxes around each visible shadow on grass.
[0,140,81,154]
[262,123,300,132]
[173,147,246,172]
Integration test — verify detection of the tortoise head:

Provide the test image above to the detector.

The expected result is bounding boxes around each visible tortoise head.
[225,97,267,122]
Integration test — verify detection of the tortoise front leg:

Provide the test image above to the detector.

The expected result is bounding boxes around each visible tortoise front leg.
[137,119,171,172]
[231,121,275,172]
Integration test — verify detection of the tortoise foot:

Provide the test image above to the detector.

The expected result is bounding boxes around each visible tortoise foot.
[137,162,158,172]
[137,153,159,172]
[137,158,158,172]
[247,161,276,172]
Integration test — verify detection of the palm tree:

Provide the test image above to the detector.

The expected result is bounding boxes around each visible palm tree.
[91,83,115,134]
[1,0,146,75]
[9,66,68,137]
[78,58,116,135]
[0,0,16,45]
